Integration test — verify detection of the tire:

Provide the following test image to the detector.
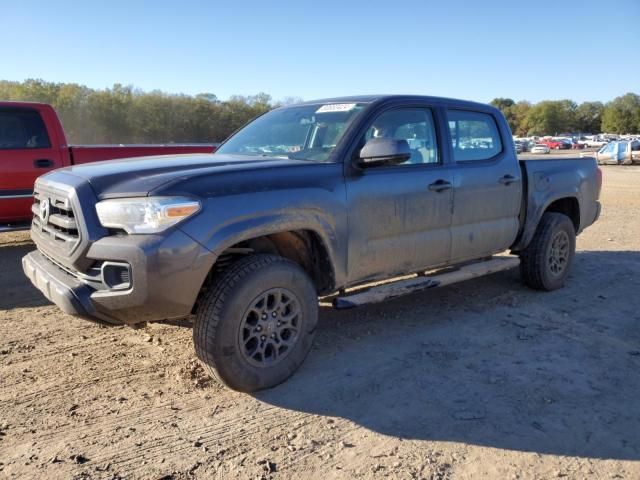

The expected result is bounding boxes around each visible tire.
[193,254,318,392]
[519,212,576,291]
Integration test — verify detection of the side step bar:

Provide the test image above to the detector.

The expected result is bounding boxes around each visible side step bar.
[333,256,520,309]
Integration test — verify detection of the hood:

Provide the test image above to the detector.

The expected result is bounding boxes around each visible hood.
[50,153,312,198]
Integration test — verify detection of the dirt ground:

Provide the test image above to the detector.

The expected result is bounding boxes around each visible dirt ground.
[1,165,639,480]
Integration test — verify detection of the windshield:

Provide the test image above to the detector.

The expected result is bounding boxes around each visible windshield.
[215,103,366,162]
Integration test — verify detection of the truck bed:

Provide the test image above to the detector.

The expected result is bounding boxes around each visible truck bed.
[514,156,601,251]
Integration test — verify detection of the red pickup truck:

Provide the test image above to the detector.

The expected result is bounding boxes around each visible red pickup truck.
[0,101,217,230]
[539,138,571,150]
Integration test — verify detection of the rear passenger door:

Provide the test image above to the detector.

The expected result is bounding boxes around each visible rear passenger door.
[446,109,522,262]
[0,107,63,223]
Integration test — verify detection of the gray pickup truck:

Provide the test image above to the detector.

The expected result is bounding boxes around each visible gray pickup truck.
[22,95,602,391]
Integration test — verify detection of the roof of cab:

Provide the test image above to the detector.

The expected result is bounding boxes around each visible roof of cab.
[294,94,494,112]
[0,100,51,107]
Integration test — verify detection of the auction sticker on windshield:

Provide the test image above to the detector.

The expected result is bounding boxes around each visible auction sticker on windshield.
[316,103,356,113]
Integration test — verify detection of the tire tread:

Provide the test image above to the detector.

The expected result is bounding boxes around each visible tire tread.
[193,254,307,390]
[519,212,575,291]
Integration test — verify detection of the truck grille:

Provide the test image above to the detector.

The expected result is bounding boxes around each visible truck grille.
[32,186,81,254]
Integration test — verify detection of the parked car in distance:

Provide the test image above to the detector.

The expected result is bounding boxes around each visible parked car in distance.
[0,101,218,230]
[23,94,602,392]
[530,143,551,154]
[539,138,571,150]
[567,139,586,149]
[514,141,524,154]
[582,140,640,164]
[582,137,609,148]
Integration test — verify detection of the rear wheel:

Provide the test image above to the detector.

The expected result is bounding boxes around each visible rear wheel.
[193,254,318,392]
[519,212,576,291]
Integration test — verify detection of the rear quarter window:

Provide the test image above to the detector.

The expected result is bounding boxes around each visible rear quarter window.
[0,108,51,150]
[447,110,502,162]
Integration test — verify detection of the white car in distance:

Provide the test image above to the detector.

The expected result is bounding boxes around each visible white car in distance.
[530,144,551,154]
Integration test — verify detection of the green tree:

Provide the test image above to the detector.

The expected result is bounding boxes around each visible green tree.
[574,101,604,133]
[195,93,219,103]
[512,101,532,136]
[490,98,517,134]
[13,78,60,104]
[524,100,576,136]
[86,84,133,143]
[601,93,640,134]
[54,83,92,143]
[3,78,637,142]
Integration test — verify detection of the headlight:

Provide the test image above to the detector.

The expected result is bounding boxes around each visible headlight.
[95,197,201,234]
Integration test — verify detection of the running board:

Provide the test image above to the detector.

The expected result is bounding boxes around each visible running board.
[333,256,520,309]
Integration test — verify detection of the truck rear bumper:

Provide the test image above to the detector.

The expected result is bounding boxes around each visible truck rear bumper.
[23,229,216,326]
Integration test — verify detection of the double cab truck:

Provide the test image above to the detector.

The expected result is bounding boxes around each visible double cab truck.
[0,101,217,230]
[22,95,602,392]
[581,139,640,165]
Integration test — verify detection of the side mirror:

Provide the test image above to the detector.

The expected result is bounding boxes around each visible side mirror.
[358,137,411,167]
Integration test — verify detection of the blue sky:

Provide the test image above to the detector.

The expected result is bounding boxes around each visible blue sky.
[2,0,638,104]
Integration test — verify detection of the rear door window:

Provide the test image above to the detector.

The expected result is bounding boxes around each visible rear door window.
[447,110,502,162]
[0,108,51,150]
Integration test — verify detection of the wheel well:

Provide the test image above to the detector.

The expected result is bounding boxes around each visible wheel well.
[195,230,335,313]
[545,197,580,232]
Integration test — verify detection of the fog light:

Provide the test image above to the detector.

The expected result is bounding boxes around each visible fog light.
[101,262,132,290]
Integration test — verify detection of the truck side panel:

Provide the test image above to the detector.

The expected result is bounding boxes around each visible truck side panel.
[512,158,601,252]
[171,163,349,290]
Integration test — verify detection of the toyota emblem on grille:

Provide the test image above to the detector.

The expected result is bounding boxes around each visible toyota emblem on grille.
[39,198,50,224]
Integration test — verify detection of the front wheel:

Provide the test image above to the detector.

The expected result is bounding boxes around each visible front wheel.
[519,212,576,291]
[193,254,318,392]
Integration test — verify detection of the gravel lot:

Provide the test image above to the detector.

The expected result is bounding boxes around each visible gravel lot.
[1,164,639,479]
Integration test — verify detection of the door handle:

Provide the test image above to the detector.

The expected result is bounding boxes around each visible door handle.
[498,174,517,185]
[34,159,54,168]
[428,180,452,192]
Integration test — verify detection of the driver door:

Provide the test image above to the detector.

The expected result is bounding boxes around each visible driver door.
[345,107,453,283]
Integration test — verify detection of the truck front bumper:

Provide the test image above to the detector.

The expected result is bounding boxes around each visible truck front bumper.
[22,229,216,326]
[23,250,101,321]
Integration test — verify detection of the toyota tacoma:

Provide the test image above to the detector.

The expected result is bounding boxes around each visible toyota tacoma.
[22,95,602,391]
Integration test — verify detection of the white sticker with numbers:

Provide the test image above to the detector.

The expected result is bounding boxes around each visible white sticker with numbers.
[316,103,356,113]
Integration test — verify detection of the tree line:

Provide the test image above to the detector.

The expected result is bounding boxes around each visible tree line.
[1,79,638,143]
[0,79,299,144]
[490,93,640,137]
